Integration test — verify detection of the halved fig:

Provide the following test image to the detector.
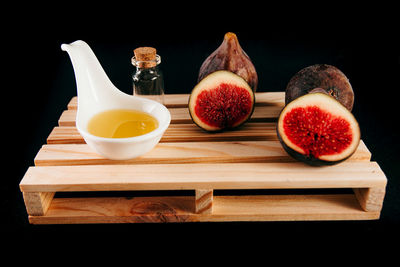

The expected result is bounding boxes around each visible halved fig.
[277,92,360,165]
[189,70,255,131]
[285,64,354,111]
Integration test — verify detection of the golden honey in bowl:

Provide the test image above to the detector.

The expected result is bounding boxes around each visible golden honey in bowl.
[87,109,159,138]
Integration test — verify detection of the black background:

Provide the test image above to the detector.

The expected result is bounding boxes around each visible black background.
[3,4,399,254]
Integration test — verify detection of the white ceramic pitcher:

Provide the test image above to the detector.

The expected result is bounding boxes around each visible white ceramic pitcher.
[61,40,171,160]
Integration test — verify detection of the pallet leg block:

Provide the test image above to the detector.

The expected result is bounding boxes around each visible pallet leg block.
[353,187,386,212]
[22,192,55,216]
[195,189,213,214]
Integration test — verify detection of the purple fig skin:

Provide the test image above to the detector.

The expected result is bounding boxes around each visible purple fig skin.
[308,87,329,95]
[285,64,354,111]
[198,32,258,92]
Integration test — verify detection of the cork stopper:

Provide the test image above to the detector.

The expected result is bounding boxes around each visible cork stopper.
[133,47,157,68]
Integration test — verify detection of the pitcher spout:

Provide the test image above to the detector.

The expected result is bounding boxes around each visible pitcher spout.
[61,40,120,118]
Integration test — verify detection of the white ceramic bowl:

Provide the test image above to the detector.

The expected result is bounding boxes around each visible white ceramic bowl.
[76,95,171,160]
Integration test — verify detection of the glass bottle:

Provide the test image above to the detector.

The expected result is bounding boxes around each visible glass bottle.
[131,47,165,104]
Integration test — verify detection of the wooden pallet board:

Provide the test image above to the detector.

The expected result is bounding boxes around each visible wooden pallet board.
[34,140,372,166]
[47,123,279,144]
[20,92,387,224]
[58,106,283,126]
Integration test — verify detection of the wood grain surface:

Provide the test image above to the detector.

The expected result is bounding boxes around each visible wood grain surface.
[19,92,387,224]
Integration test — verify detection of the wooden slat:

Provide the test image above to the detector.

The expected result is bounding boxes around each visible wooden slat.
[58,105,283,126]
[34,140,372,166]
[30,196,194,224]
[27,194,380,224]
[47,126,84,144]
[20,161,387,193]
[47,123,279,144]
[211,194,380,221]
[66,92,285,110]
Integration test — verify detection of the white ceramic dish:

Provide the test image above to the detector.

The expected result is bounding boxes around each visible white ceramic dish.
[62,40,171,160]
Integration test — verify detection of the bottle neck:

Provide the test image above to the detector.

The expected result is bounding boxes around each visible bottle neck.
[132,54,161,69]
[136,65,159,71]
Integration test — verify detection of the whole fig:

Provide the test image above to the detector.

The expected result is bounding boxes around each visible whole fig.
[198,32,258,92]
[285,64,354,111]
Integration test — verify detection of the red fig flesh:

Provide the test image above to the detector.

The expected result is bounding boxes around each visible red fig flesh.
[198,32,258,92]
[189,70,255,131]
[277,93,360,165]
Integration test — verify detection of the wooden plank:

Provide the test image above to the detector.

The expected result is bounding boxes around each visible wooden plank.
[30,196,194,224]
[47,123,279,144]
[34,140,372,166]
[58,105,283,126]
[20,161,387,193]
[47,126,84,144]
[66,92,285,110]
[27,194,379,224]
[211,194,380,221]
